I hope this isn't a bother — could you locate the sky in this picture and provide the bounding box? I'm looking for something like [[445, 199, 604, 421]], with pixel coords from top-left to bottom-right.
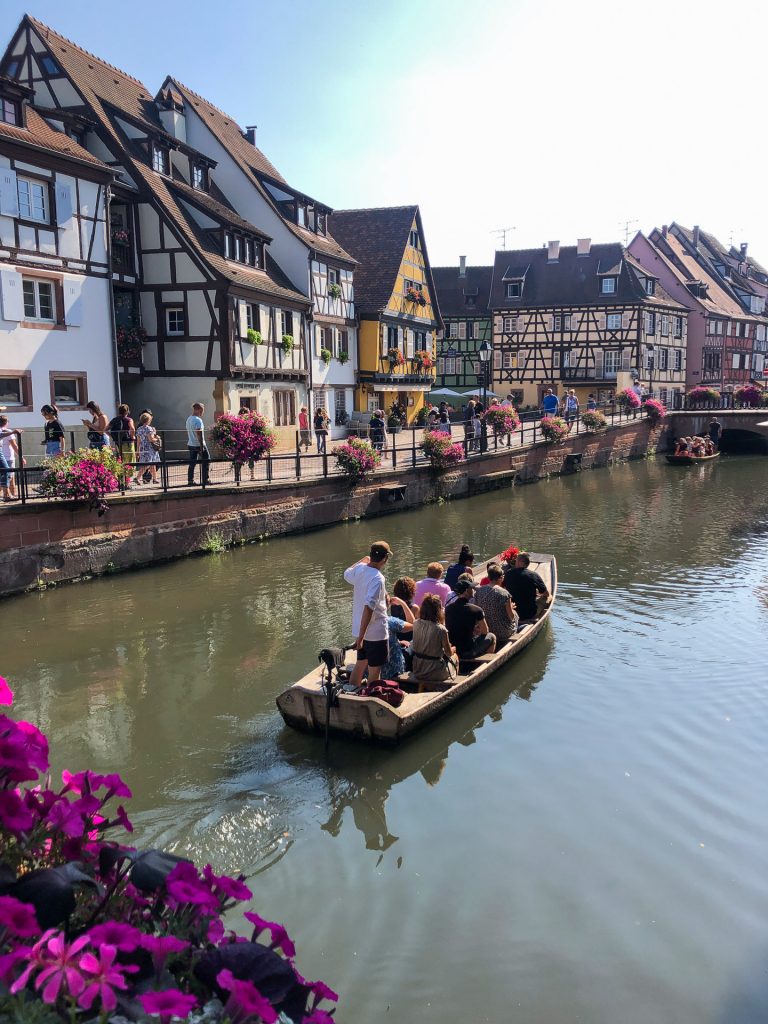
[[4, 0, 768, 268]]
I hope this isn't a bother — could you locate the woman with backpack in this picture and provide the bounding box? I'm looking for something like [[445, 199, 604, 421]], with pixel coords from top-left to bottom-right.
[[108, 404, 136, 484]]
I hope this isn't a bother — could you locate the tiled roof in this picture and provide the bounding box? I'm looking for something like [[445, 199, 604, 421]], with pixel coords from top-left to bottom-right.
[[0, 106, 110, 171], [166, 78, 354, 264], [489, 243, 684, 310], [647, 229, 761, 320], [23, 17, 306, 306], [170, 177, 271, 239], [432, 265, 493, 318], [328, 206, 419, 319]]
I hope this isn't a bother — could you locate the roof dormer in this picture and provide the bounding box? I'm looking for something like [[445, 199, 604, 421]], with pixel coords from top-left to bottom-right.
[[502, 263, 529, 300], [0, 75, 32, 129]]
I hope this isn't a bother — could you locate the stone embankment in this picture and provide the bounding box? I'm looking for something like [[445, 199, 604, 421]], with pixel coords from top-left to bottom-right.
[[0, 416, 668, 597]]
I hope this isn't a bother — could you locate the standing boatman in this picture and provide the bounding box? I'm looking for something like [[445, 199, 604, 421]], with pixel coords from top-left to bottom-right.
[[708, 417, 722, 451]]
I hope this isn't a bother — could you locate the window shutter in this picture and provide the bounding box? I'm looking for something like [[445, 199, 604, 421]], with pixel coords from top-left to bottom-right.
[[621, 348, 632, 371], [622, 311, 630, 330], [398, 326, 404, 349], [594, 349, 604, 377], [597, 312, 606, 330], [519, 352, 527, 370], [63, 278, 83, 326], [406, 328, 415, 357], [380, 326, 388, 356], [458, 321, 466, 340], [426, 332, 432, 352], [0, 270, 24, 321], [493, 315, 502, 333], [0, 170, 18, 218], [55, 182, 73, 229], [493, 350, 502, 370], [238, 301, 248, 339]]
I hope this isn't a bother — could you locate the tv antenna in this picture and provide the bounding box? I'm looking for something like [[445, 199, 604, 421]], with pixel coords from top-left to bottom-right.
[[492, 226, 515, 250], [620, 218, 639, 245], [728, 226, 744, 248]]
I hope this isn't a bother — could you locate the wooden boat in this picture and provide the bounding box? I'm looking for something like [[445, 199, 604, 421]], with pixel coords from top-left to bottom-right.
[[276, 553, 557, 745], [666, 452, 720, 465]]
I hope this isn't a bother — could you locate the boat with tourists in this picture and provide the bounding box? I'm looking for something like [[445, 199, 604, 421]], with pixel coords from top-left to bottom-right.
[[276, 552, 557, 744], [666, 452, 721, 466]]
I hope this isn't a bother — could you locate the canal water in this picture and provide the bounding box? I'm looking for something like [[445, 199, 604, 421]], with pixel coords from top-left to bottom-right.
[[4, 456, 768, 1024]]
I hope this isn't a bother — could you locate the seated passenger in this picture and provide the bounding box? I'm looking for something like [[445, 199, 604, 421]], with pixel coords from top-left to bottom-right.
[[390, 577, 419, 620], [445, 577, 497, 659], [692, 436, 705, 456], [704, 438, 715, 455], [414, 562, 453, 606], [411, 594, 458, 686], [503, 552, 550, 625], [674, 437, 687, 456], [474, 564, 518, 644], [381, 595, 414, 680], [445, 544, 474, 590]]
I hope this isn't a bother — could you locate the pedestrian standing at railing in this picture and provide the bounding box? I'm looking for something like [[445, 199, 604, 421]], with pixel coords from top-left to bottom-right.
[[564, 389, 579, 425], [313, 406, 329, 454], [136, 412, 160, 485], [82, 401, 110, 450], [186, 402, 210, 486], [438, 401, 452, 435], [0, 416, 24, 501], [541, 389, 559, 417], [41, 404, 65, 457], [586, 393, 597, 411], [298, 406, 311, 452], [108, 404, 137, 487]]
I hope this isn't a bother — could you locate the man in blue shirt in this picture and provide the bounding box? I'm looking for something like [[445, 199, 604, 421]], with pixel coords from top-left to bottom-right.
[[541, 388, 559, 416], [186, 402, 210, 486]]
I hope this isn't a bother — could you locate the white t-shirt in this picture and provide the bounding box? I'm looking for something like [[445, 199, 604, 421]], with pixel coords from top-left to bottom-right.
[[186, 415, 204, 446], [0, 428, 15, 464], [343, 561, 388, 641]]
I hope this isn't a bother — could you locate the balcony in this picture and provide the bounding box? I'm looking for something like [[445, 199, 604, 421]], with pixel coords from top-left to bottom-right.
[[359, 353, 436, 386], [111, 239, 134, 275], [560, 367, 618, 382]]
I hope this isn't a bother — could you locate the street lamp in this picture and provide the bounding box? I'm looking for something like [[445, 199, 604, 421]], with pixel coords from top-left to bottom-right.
[[478, 340, 492, 410], [647, 343, 655, 398]]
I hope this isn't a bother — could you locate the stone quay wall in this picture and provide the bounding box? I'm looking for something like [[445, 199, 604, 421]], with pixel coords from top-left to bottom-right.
[[0, 417, 667, 598]]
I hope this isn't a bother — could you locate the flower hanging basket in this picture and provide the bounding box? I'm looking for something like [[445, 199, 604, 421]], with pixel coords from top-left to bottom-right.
[[337, 350, 349, 364], [422, 430, 465, 469], [211, 410, 276, 463], [320, 347, 332, 366], [580, 410, 607, 431], [484, 404, 520, 434], [333, 437, 380, 483], [686, 386, 721, 406], [387, 347, 404, 367], [734, 384, 763, 407], [539, 416, 570, 443], [246, 328, 263, 345], [615, 388, 641, 410], [281, 334, 294, 354], [38, 447, 124, 515], [643, 397, 666, 421], [328, 282, 342, 299]]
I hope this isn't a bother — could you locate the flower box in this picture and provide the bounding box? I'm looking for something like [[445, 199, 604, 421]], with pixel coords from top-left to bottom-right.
[[333, 437, 380, 482], [421, 430, 464, 469], [320, 347, 332, 366], [615, 388, 641, 410], [328, 282, 342, 299], [539, 416, 570, 443], [387, 348, 405, 367], [687, 386, 721, 406], [245, 328, 262, 345], [580, 410, 607, 431], [734, 384, 763, 407], [337, 350, 349, 364], [484, 404, 520, 434], [643, 397, 666, 421], [212, 411, 276, 462], [281, 334, 294, 354]]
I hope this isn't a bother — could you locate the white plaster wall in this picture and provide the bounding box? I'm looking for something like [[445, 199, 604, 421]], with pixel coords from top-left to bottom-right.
[[173, 251, 206, 283], [186, 290, 210, 335], [138, 205, 162, 250], [122, 377, 216, 432], [0, 271, 116, 427]]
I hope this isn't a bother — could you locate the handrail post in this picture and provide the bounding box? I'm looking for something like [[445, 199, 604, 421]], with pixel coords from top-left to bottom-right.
[[412, 427, 416, 468], [16, 431, 26, 505], [392, 431, 397, 469], [267, 454, 273, 483]]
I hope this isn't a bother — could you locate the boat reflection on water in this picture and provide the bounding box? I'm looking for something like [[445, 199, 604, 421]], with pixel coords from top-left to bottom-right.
[[275, 626, 553, 854]]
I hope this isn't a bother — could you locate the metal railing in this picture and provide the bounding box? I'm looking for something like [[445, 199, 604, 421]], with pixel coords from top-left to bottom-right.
[[2, 402, 651, 507]]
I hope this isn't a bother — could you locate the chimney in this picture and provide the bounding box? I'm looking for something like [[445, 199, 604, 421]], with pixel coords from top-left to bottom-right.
[[245, 125, 257, 146], [692, 224, 700, 250], [576, 237, 591, 257], [662, 224, 668, 237], [459, 255, 467, 278], [740, 242, 748, 260], [547, 240, 560, 262]]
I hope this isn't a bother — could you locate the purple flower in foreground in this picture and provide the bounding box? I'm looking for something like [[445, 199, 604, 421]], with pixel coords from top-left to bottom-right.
[[0, 895, 40, 937], [217, 968, 278, 1024], [78, 943, 137, 1013], [61, 769, 106, 795], [0, 677, 13, 705], [203, 864, 252, 902], [0, 946, 32, 985], [87, 921, 141, 952], [243, 912, 296, 958], [0, 790, 36, 834], [166, 862, 219, 912], [139, 988, 198, 1024], [140, 934, 189, 975], [302, 1011, 336, 1024], [12, 931, 89, 1004]]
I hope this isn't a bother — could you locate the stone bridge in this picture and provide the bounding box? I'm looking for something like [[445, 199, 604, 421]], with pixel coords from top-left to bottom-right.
[[666, 409, 768, 451]]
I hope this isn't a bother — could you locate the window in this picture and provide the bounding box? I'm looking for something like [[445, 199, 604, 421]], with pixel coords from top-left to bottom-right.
[[334, 388, 347, 424], [224, 233, 231, 258], [502, 352, 516, 370], [1, 98, 18, 125], [645, 278, 655, 295], [600, 277, 616, 294], [281, 311, 293, 337], [674, 316, 683, 339], [273, 390, 296, 427], [409, 229, 419, 248], [467, 322, 475, 340], [0, 373, 32, 410], [458, 322, 467, 340], [328, 268, 340, 287], [152, 144, 169, 175], [387, 325, 398, 348], [604, 350, 621, 376], [661, 315, 669, 336], [245, 240, 253, 265], [563, 314, 571, 330], [245, 303, 259, 331], [658, 348, 668, 371], [448, 322, 458, 339], [5, 60, 19, 78], [316, 213, 326, 235], [403, 278, 413, 294], [674, 349, 682, 371], [505, 282, 521, 299], [17, 177, 48, 222], [502, 316, 517, 332], [22, 278, 54, 321], [709, 319, 725, 335], [465, 295, 476, 306], [703, 350, 721, 373], [607, 313, 622, 331], [553, 315, 561, 331], [192, 164, 207, 191], [40, 55, 60, 75], [235, 237, 243, 262], [337, 328, 348, 357], [737, 322, 749, 338], [50, 372, 87, 408], [444, 357, 456, 375], [645, 312, 656, 334], [165, 307, 184, 335], [297, 205, 306, 227], [732, 353, 742, 369]]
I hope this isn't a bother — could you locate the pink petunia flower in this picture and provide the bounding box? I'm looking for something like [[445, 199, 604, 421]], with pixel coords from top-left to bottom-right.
[[139, 934, 189, 975], [12, 931, 89, 1005], [243, 911, 296, 958], [0, 678, 13, 706], [87, 921, 141, 952], [139, 988, 198, 1023], [202, 865, 252, 902], [216, 968, 278, 1024], [78, 943, 136, 1013], [0, 896, 40, 937], [0, 790, 36, 834], [302, 1011, 336, 1024], [61, 769, 106, 795]]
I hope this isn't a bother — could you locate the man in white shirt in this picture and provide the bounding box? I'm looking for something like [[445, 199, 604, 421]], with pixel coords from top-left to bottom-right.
[[186, 402, 210, 486], [344, 540, 392, 687]]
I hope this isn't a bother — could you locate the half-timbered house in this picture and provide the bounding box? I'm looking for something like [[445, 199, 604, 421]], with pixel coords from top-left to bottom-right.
[[489, 240, 688, 408], [629, 225, 765, 393], [1, 16, 312, 445], [328, 206, 441, 423], [431, 260, 493, 399], [157, 78, 358, 439], [0, 75, 117, 427]]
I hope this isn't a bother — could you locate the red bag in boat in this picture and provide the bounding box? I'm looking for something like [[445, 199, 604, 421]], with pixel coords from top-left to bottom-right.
[[358, 680, 404, 707]]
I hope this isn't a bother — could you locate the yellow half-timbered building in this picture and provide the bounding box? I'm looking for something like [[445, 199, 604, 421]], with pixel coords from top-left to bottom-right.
[[328, 206, 442, 423]]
